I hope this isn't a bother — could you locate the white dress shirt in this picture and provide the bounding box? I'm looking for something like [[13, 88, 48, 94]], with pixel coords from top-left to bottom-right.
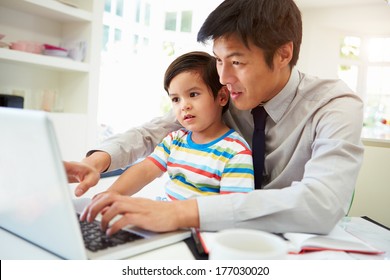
[[94, 68, 364, 234]]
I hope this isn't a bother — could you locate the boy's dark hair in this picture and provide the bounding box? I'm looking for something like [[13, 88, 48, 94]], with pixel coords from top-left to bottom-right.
[[164, 51, 228, 113], [197, 0, 302, 70]]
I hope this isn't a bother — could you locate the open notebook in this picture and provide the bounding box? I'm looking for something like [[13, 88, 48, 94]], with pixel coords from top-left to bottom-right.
[[0, 108, 190, 259], [198, 222, 384, 255]]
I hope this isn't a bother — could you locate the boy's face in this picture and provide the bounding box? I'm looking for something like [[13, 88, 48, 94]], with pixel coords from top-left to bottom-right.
[[168, 71, 227, 134], [213, 33, 291, 110]]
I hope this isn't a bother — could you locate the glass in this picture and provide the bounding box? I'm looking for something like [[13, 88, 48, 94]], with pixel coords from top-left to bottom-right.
[[338, 65, 358, 93], [116, 0, 124, 17], [104, 0, 111, 13], [180, 11, 192, 32], [368, 38, 390, 62], [340, 36, 361, 60], [144, 3, 151, 26], [102, 25, 110, 51], [165, 12, 177, 31], [114, 28, 122, 41]]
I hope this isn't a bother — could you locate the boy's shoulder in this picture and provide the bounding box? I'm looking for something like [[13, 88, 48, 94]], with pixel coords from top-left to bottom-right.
[[168, 128, 190, 139], [222, 129, 251, 151]]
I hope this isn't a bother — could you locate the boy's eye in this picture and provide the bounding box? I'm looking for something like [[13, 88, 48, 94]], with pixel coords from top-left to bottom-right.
[[190, 92, 199, 97], [171, 97, 179, 103]]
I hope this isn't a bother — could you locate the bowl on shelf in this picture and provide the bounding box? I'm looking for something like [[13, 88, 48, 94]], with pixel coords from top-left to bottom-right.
[[0, 41, 9, 49], [42, 44, 69, 58], [10, 41, 43, 54]]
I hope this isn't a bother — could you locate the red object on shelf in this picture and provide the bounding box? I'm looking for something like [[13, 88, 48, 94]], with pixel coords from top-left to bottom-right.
[[43, 44, 68, 51]]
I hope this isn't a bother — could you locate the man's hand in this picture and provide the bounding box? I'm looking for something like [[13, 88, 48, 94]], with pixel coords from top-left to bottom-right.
[[80, 192, 200, 235], [64, 161, 100, 197]]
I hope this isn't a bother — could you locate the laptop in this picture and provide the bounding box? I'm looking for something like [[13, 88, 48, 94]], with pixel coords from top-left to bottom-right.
[[0, 108, 190, 259]]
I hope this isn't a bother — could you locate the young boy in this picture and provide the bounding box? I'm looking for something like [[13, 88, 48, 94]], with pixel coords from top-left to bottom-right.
[[89, 51, 254, 201]]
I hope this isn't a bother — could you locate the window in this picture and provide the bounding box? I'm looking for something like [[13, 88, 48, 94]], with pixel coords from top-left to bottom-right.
[[104, 0, 111, 13], [102, 25, 110, 51], [165, 12, 177, 31], [368, 38, 390, 62], [144, 3, 151, 26], [135, 0, 141, 23], [338, 36, 390, 133], [114, 28, 122, 41], [98, 1, 213, 137], [338, 65, 358, 92], [115, 0, 124, 17], [340, 36, 360, 60], [180, 11, 192, 32]]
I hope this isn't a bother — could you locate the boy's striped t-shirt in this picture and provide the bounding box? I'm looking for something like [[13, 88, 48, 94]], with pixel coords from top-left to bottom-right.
[[147, 128, 254, 200]]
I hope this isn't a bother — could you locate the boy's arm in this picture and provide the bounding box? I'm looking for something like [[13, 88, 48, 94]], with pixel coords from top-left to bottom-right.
[[106, 159, 163, 196], [220, 150, 254, 194]]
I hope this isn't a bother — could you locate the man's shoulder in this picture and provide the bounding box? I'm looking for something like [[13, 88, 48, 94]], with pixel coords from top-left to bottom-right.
[[299, 71, 355, 99]]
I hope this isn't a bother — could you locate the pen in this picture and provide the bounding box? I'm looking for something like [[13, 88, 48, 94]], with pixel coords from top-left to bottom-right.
[[191, 227, 206, 255]]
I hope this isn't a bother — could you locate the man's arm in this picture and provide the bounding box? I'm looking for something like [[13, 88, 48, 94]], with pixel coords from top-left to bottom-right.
[[66, 111, 181, 196], [95, 110, 181, 172]]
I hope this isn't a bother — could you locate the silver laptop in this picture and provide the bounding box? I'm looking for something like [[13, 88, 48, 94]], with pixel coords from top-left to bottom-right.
[[0, 108, 190, 259]]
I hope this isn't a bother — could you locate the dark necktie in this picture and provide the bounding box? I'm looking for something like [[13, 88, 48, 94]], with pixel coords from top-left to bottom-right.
[[251, 106, 267, 189]]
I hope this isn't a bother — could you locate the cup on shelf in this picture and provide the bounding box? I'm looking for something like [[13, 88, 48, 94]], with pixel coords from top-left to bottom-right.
[[63, 40, 87, 61], [208, 229, 288, 260], [35, 89, 63, 112]]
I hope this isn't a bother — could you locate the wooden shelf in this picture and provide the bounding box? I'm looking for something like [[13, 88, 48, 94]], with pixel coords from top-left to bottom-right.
[[0, 48, 89, 72], [0, 0, 92, 22]]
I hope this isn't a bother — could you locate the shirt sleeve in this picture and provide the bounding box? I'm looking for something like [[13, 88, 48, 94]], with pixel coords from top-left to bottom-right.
[[88, 110, 182, 172], [219, 150, 254, 194], [146, 133, 174, 172]]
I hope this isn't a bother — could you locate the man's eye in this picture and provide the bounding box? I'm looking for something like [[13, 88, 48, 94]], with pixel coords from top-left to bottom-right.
[[232, 61, 240, 65]]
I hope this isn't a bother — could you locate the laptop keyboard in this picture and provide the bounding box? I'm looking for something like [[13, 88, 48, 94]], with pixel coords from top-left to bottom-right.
[[78, 216, 144, 252]]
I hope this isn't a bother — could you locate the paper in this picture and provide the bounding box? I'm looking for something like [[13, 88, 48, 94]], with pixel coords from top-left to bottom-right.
[[199, 224, 384, 255], [284, 225, 383, 254]]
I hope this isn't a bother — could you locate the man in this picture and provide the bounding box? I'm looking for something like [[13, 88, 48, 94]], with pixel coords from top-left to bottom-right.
[[67, 0, 364, 235]]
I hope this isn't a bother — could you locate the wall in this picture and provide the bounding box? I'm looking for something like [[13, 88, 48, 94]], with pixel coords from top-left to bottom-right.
[[298, 3, 390, 79], [349, 140, 390, 227]]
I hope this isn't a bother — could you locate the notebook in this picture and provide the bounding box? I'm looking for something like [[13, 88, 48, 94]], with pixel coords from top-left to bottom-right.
[[0, 108, 190, 259], [197, 224, 384, 255]]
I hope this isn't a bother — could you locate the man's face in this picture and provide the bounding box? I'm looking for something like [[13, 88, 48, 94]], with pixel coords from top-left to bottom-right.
[[213, 34, 288, 110]]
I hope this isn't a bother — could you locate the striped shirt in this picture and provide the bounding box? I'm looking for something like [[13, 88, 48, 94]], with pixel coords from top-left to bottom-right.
[[147, 128, 254, 200]]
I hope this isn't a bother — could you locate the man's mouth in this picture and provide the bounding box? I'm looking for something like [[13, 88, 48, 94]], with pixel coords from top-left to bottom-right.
[[230, 91, 242, 99]]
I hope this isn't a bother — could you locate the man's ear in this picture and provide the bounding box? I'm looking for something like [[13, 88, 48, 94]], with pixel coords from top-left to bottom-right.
[[275, 41, 293, 68], [218, 86, 229, 106]]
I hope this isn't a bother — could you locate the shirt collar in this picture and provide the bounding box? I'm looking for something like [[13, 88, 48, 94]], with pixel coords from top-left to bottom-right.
[[264, 67, 300, 123]]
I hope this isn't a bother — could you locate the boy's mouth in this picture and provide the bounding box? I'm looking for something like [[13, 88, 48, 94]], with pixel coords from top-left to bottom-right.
[[184, 114, 195, 120]]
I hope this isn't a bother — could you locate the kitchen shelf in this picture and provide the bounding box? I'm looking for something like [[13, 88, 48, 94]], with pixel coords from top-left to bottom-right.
[[0, 0, 92, 22], [0, 0, 103, 160], [0, 48, 89, 72]]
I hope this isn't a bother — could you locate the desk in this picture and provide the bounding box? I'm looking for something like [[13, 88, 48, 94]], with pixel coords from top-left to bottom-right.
[[1, 175, 389, 260]]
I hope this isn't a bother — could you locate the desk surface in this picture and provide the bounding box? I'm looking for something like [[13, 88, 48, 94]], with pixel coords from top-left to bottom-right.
[[1, 176, 389, 260]]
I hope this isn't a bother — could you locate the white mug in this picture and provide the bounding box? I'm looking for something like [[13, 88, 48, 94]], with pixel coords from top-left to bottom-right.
[[208, 229, 288, 260]]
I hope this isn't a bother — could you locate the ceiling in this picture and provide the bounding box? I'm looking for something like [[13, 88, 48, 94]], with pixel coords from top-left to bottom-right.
[[295, 0, 386, 9]]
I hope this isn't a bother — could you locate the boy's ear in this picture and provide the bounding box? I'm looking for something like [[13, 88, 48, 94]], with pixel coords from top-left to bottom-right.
[[218, 86, 229, 106]]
